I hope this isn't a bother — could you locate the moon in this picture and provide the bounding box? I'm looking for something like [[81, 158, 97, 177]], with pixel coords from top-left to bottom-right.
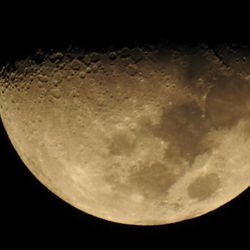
[[0, 44, 250, 225]]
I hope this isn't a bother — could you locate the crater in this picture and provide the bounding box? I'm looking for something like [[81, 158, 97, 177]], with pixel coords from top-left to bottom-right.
[[187, 173, 221, 201], [206, 77, 250, 129]]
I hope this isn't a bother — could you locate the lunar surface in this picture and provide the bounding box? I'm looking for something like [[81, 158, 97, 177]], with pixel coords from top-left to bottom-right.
[[0, 44, 250, 225]]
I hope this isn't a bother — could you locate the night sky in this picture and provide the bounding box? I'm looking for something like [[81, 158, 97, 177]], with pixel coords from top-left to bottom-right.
[[0, 3, 249, 247]]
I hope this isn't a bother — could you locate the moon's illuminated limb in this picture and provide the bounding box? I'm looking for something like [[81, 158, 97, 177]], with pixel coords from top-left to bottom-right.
[[0, 45, 250, 225]]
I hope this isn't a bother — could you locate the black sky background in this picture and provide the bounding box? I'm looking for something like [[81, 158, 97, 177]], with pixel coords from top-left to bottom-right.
[[0, 2, 250, 247]]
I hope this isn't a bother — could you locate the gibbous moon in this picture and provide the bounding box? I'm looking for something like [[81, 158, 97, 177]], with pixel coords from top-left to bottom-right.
[[0, 45, 250, 225]]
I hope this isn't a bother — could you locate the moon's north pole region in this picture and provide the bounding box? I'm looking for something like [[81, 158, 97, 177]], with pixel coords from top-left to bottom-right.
[[0, 44, 250, 225]]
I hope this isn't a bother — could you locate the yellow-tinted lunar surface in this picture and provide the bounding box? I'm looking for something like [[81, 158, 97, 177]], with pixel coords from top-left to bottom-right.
[[0, 45, 250, 225]]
